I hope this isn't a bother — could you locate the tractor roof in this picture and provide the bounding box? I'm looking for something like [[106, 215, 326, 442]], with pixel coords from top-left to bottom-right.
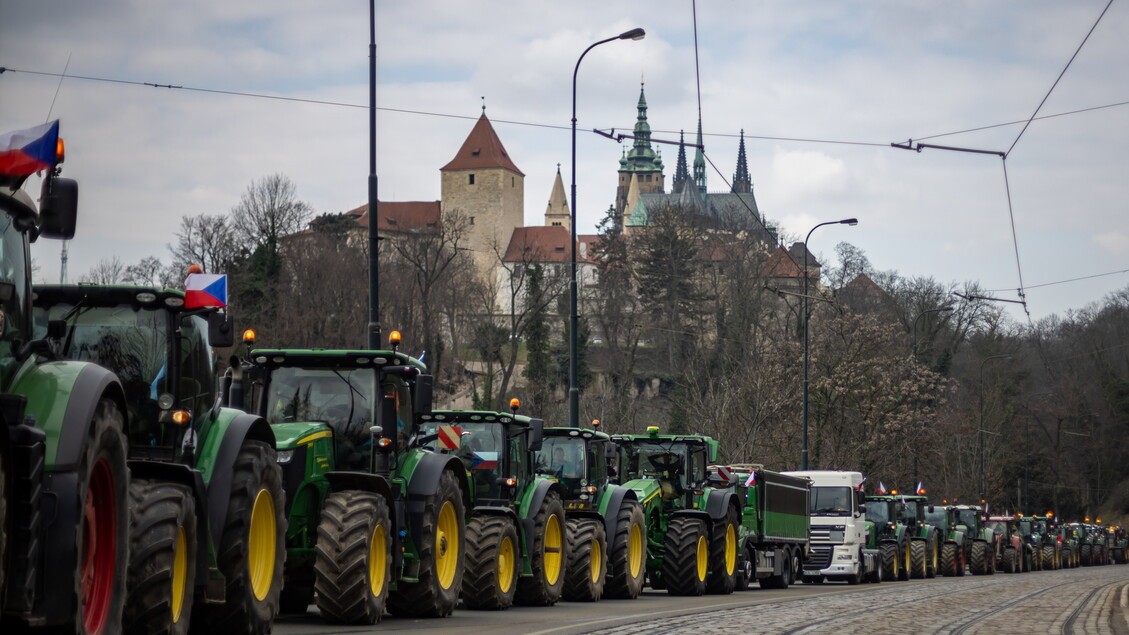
[[543, 427, 611, 442], [250, 348, 426, 372], [422, 409, 538, 427], [35, 284, 187, 310]]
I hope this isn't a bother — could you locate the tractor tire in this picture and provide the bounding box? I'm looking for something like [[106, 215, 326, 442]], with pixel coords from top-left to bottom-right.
[[664, 516, 709, 596], [706, 505, 739, 595], [941, 543, 957, 577], [201, 439, 286, 634], [970, 541, 988, 575], [927, 535, 939, 578], [75, 398, 129, 635], [514, 490, 567, 606], [898, 542, 911, 581], [1081, 544, 1092, 566], [124, 480, 197, 635], [604, 501, 645, 599], [562, 518, 606, 602], [880, 542, 899, 581], [461, 516, 519, 610], [910, 540, 927, 579], [388, 469, 465, 617], [313, 491, 392, 625], [1003, 548, 1017, 573], [0, 438, 9, 603], [1042, 545, 1056, 570]]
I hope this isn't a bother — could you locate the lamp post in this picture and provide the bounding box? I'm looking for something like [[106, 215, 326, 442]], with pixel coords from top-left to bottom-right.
[[912, 306, 954, 358], [569, 27, 645, 429], [978, 353, 1013, 502], [801, 218, 857, 470], [367, 0, 381, 349], [1021, 391, 1052, 515]]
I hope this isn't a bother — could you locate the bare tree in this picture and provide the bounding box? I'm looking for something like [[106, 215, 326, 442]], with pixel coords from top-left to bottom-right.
[[230, 173, 313, 252], [80, 256, 127, 283], [168, 214, 238, 274]]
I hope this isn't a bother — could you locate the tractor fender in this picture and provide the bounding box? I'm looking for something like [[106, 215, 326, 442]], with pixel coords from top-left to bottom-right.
[[599, 485, 638, 548], [671, 508, 712, 527], [203, 410, 276, 550], [326, 470, 393, 502], [705, 489, 737, 521], [128, 460, 211, 593], [404, 452, 468, 555], [519, 479, 567, 555]]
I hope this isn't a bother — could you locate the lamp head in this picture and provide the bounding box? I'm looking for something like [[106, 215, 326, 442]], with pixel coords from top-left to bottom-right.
[[840, 218, 859, 226], [619, 28, 646, 41]]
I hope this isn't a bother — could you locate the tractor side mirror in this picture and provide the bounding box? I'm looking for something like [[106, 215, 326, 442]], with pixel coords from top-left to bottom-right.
[[414, 374, 433, 415], [605, 440, 618, 460], [39, 177, 78, 240], [527, 418, 544, 451], [208, 311, 234, 348]]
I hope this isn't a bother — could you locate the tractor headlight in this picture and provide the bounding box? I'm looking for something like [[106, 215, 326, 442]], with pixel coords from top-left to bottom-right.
[[277, 450, 294, 464]]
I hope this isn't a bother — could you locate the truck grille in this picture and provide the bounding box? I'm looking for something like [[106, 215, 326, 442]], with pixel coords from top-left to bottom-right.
[[806, 546, 832, 569]]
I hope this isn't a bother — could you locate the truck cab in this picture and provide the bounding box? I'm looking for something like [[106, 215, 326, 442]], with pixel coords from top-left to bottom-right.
[[782, 470, 879, 584]]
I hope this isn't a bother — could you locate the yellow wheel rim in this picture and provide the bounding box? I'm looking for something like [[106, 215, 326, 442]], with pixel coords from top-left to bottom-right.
[[248, 489, 277, 601], [368, 523, 387, 598], [724, 524, 737, 575], [589, 535, 603, 583], [171, 526, 188, 623], [627, 523, 644, 578], [543, 513, 563, 585], [695, 534, 708, 581], [435, 501, 459, 590], [498, 534, 516, 594]]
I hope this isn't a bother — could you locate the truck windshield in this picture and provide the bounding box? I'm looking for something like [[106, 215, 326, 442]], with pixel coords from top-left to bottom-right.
[[810, 486, 853, 516]]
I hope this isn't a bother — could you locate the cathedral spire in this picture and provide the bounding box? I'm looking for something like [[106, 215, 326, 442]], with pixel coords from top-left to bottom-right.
[[692, 117, 706, 195], [544, 163, 571, 229], [732, 129, 752, 194], [673, 130, 689, 194]]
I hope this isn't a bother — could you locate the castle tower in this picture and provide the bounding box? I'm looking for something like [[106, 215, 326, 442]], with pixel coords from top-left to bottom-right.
[[672, 130, 690, 194], [440, 111, 525, 272], [544, 164, 571, 230], [732, 129, 753, 194], [615, 84, 665, 217], [692, 117, 706, 196]]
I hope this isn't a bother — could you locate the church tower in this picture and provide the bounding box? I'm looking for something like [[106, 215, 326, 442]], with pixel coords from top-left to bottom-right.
[[732, 129, 753, 194], [440, 110, 525, 271], [692, 118, 707, 196], [615, 84, 665, 221], [544, 165, 570, 230], [671, 130, 690, 194]]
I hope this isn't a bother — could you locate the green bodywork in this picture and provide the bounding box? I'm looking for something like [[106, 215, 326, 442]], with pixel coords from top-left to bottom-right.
[[864, 495, 909, 548], [924, 505, 966, 546]]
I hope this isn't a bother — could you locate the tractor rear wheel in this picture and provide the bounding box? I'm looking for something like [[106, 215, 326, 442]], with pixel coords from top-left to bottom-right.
[[461, 516, 519, 610], [970, 541, 988, 575], [515, 491, 567, 606], [880, 543, 898, 581], [897, 542, 911, 581], [1081, 543, 1092, 565], [76, 399, 129, 635], [910, 540, 926, 579], [706, 505, 739, 595], [202, 439, 286, 634], [313, 491, 391, 625], [941, 543, 957, 577], [562, 518, 606, 602], [927, 535, 939, 578], [1003, 548, 1017, 573], [124, 480, 197, 635], [604, 501, 645, 599], [1042, 545, 1056, 570], [388, 469, 465, 617], [664, 516, 709, 596]]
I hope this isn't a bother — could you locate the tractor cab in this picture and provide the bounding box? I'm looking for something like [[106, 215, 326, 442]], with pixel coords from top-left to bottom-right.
[[612, 427, 715, 509], [534, 426, 611, 511], [863, 496, 900, 540]]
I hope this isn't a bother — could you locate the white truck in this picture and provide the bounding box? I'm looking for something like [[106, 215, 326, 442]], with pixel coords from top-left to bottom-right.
[[783, 470, 881, 584]]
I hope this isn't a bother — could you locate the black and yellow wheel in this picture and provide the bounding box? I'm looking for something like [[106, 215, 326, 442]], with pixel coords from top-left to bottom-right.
[[562, 518, 607, 601], [124, 480, 197, 635], [706, 506, 739, 594], [665, 516, 709, 596], [604, 501, 645, 599], [515, 491, 567, 606], [388, 468, 465, 617], [314, 491, 391, 625]]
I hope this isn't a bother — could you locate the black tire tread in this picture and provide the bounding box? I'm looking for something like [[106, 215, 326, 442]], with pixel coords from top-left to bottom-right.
[[910, 539, 926, 579], [387, 469, 465, 617], [562, 518, 606, 602], [124, 480, 197, 635], [941, 542, 957, 577], [664, 516, 708, 596], [514, 491, 567, 606], [604, 501, 645, 599], [461, 516, 519, 610], [313, 491, 391, 625], [705, 506, 738, 595], [880, 542, 898, 580]]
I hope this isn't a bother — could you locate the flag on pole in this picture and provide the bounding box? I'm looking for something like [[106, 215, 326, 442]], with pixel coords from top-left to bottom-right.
[[0, 120, 60, 175], [877, 481, 887, 495], [744, 470, 756, 487], [185, 273, 227, 308]]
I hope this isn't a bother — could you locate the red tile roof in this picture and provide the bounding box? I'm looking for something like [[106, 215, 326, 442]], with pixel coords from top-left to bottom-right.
[[440, 114, 524, 175], [760, 246, 804, 278], [502, 226, 573, 263], [346, 201, 441, 234]]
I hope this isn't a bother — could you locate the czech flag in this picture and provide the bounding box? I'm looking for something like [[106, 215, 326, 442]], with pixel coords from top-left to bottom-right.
[[471, 451, 498, 470], [0, 120, 60, 175], [744, 471, 757, 487], [877, 481, 887, 495], [185, 273, 227, 308]]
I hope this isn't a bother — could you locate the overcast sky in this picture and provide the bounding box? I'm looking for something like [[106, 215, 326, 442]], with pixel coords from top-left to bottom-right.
[[2, 1, 1126, 324]]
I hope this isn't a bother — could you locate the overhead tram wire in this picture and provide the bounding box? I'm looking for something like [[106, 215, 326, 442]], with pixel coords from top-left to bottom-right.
[[987, 267, 1129, 293]]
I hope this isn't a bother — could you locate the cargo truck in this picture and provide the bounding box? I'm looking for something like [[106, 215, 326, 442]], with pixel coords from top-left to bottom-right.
[[782, 470, 880, 584]]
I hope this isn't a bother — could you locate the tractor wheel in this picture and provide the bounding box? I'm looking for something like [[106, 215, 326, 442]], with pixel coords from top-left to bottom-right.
[[604, 501, 645, 599], [562, 518, 606, 602], [970, 541, 988, 575], [124, 480, 197, 635], [664, 516, 709, 596], [388, 468, 465, 617], [1081, 544, 1092, 566], [910, 540, 926, 579], [941, 543, 957, 577], [880, 542, 898, 581], [1003, 548, 1016, 573], [313, 491, 391, 625], [75, 399, 129, 635], [514, 490, 567, 606], [927, 535, 939, 578], [201, 439, 286, 634], [461, 516, 519, 610], [706, 505, 739, 595], [898, 542, 911, 581], [1042, 545, 1056, 570]]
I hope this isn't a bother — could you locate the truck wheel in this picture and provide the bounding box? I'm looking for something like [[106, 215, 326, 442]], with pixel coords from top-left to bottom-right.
[[665, 516, 708, 596], [880, 542, 898, 581], [124, 481, 197, 635], [461, 516, 519, 610], [313, 491, 391, 625], [604, 501, 645, 599], [910, 540, 926, 579], [706, 505, 739, 595], [562, 518, 607, 602], [203, 439, 285, 634], [734, 548, 753, 591], [515, 491, 567, 606], [1042, 545, 1056, 570], [76, 399, 129, 635], [388, 468, 465, 617]]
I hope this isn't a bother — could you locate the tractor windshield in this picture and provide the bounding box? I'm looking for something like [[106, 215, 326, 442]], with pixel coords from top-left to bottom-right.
[[0, 212, 29, 359], [898, 500, 919, 526], [618, 440, 704, 496], [953, 508, 980, 529], [450, 422, 509, 500], [924, 508, 948, 531], [535, 436, 586, 490], [810, 487, 853, 516], [864, 500, 891, 523], [266, 366, 375, 441]]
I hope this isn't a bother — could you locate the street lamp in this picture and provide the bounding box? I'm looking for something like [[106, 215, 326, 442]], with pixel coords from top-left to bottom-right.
[[569, 27, 645, 429], [1021, 391, 1053, 515], [978, 353, 1013, 502], [912, 306, 954, 358], [801, 217, 857, 470]]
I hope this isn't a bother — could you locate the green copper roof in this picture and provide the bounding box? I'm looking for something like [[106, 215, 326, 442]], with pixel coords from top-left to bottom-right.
[[618, 85, 664, 174]]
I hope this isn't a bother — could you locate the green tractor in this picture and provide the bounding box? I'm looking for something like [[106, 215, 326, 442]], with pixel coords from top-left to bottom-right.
[[414, 401, 571, 609], [611, 426, 744, 596], [230, 338, 467, 624], [896, 490, 942, 579], [34, 283, 287, 634], [952, 504, 996, 575], [1017, 514, 1056, 570], [1057, 522, 1082, 568], [1, 125, 131, 634], [922, 504, 966, 577], [533, 424, 646, 601], [863, 493, 911, 581]]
